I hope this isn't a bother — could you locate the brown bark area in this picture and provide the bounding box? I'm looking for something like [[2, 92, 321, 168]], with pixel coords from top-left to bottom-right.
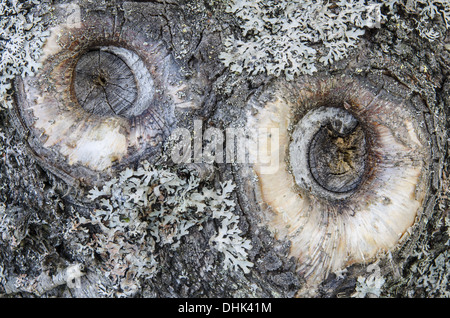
[[0, 0, 448, 298]]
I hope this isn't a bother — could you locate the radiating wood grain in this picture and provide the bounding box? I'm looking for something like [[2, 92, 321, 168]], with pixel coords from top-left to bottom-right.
[[73, 50, 137, 117]]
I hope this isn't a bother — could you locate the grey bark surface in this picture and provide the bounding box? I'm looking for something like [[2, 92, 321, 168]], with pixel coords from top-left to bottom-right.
[[74, 50, 138, 117], [0, 0, 449, 298]]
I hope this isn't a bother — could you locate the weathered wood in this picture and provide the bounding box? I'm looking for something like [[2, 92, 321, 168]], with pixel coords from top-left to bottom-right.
[[0, 0, 448, 299], [74, 50, 137, 117]]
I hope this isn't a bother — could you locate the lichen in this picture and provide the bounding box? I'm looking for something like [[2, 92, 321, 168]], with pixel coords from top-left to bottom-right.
[[403, 208, 450, 297], [74, 161, 253, 296], [0, 263, 84, 295], [352, 264, 386, 298], [219, 0, 450, 80], [219, 0, 383, 79], [0, 0, 52, 109], [389, 0, 450, 41]]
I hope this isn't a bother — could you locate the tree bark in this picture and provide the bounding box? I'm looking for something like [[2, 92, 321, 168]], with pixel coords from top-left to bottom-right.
[[0, 0, 448, 298]]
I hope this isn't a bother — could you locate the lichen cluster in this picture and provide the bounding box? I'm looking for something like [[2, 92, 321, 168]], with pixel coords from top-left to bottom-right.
[[352, 264, 386, 298], [403, 191, 450, 297], [66, 161, 253, 296], [219, 0, 450, 79], [0, 0, 52, 109], [412, 245, 450, 297]]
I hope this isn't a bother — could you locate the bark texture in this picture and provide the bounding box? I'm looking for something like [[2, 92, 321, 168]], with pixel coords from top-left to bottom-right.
[[0, 0, 448, 298]]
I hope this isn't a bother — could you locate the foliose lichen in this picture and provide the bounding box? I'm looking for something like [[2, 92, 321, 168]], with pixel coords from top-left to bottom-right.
[[219, 0, 450, 80], [352, 263, 386, 298], [0, 0, 52, 109], [75, 161, 253, 296]]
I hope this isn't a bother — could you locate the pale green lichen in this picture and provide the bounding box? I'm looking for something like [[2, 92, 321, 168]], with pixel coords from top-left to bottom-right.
[[0, 0, 52, 109], [220, 0, 450, 80], [392, 0, 450, 41], [352, 264, 385, 298], [403, 209, 450, 297], [220, 0, 383, 79], [77, 161, 253, 296], [406, 238, 450, 297], [401, 167, 450, 298], [353, 274, 386, 298]]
